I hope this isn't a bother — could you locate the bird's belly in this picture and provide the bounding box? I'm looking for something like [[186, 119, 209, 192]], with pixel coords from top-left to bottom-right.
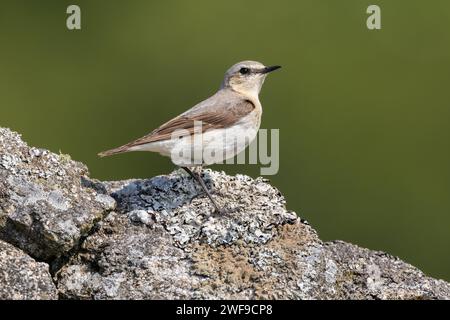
[[201, 122, 258, 165]]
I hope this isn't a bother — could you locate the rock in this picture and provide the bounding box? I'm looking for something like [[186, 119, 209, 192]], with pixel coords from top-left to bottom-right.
[[0, 128, 116, 262], [105, 170, 297, 248], [1, 126, 449, 299], [324, 241, 450, 299], [56, 212, 196, 299], [56, 171, 298, 299], [56, 172, 450, 300], [0, 240, 57, 299]]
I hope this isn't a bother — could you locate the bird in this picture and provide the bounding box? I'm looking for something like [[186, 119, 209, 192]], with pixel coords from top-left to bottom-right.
[[98, 60, 281, 213]]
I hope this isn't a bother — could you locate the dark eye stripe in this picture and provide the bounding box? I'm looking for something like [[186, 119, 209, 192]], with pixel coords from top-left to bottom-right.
[[239, 67, 250, 75]]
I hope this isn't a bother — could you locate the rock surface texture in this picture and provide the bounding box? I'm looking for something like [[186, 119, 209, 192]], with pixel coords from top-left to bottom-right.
[[0, 240, 57, 299], [0, 127, 449, 300], [0, 128, 115, 262]]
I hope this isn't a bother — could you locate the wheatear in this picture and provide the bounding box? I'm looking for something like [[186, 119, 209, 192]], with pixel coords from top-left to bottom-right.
[[99, 60, 281, 213]]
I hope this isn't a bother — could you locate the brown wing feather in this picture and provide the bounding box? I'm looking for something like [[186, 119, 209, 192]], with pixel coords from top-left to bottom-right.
[[98, 99, 254, 157], [131, 99, 254, 145]]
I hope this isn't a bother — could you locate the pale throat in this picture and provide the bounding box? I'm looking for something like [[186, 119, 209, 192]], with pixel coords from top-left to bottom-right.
[[230, 82, 263, 102]]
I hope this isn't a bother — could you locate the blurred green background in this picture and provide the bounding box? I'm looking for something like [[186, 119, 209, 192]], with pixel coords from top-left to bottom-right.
[[1, 1, 449, 281]]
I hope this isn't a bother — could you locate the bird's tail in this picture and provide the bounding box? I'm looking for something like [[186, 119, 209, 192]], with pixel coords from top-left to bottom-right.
[[98, 145, 131, 157]]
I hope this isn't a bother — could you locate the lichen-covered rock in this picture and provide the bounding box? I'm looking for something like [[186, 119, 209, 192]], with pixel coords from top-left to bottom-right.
[[1, 126, 449, 300], [56, 212, 199, 299], [56, 171, 450, 300], [0, 128, 116, 261], [57, 170, 300, 299], [324, 241, 450, 299], [0, 240, 57, 300], [104, 169, 298, 247]]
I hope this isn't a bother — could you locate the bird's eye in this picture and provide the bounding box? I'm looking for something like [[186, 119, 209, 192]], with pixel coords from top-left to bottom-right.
[[239, 67, 250, 75]]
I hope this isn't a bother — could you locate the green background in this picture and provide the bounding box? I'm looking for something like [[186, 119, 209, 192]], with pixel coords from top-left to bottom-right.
[[1, 1, 449, 281]]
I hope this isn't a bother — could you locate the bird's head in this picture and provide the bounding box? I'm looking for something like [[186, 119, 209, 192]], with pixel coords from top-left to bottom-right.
[[221, 60, 281, 97]]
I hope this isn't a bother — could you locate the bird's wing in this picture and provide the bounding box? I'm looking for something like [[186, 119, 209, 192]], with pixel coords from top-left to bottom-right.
[[98, 93, 256, 157], [128, 97, 255, 146]]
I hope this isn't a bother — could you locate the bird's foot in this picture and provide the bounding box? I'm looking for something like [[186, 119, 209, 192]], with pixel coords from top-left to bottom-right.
[[189, 192, 207, 204]]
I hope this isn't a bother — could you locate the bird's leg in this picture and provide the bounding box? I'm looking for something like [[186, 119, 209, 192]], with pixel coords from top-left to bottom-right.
[[182, 167, 223, 214], [182, 167, 202, 202]]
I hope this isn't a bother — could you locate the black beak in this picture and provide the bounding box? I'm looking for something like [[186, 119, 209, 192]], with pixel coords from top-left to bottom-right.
[[261, 65, 282, 74]]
